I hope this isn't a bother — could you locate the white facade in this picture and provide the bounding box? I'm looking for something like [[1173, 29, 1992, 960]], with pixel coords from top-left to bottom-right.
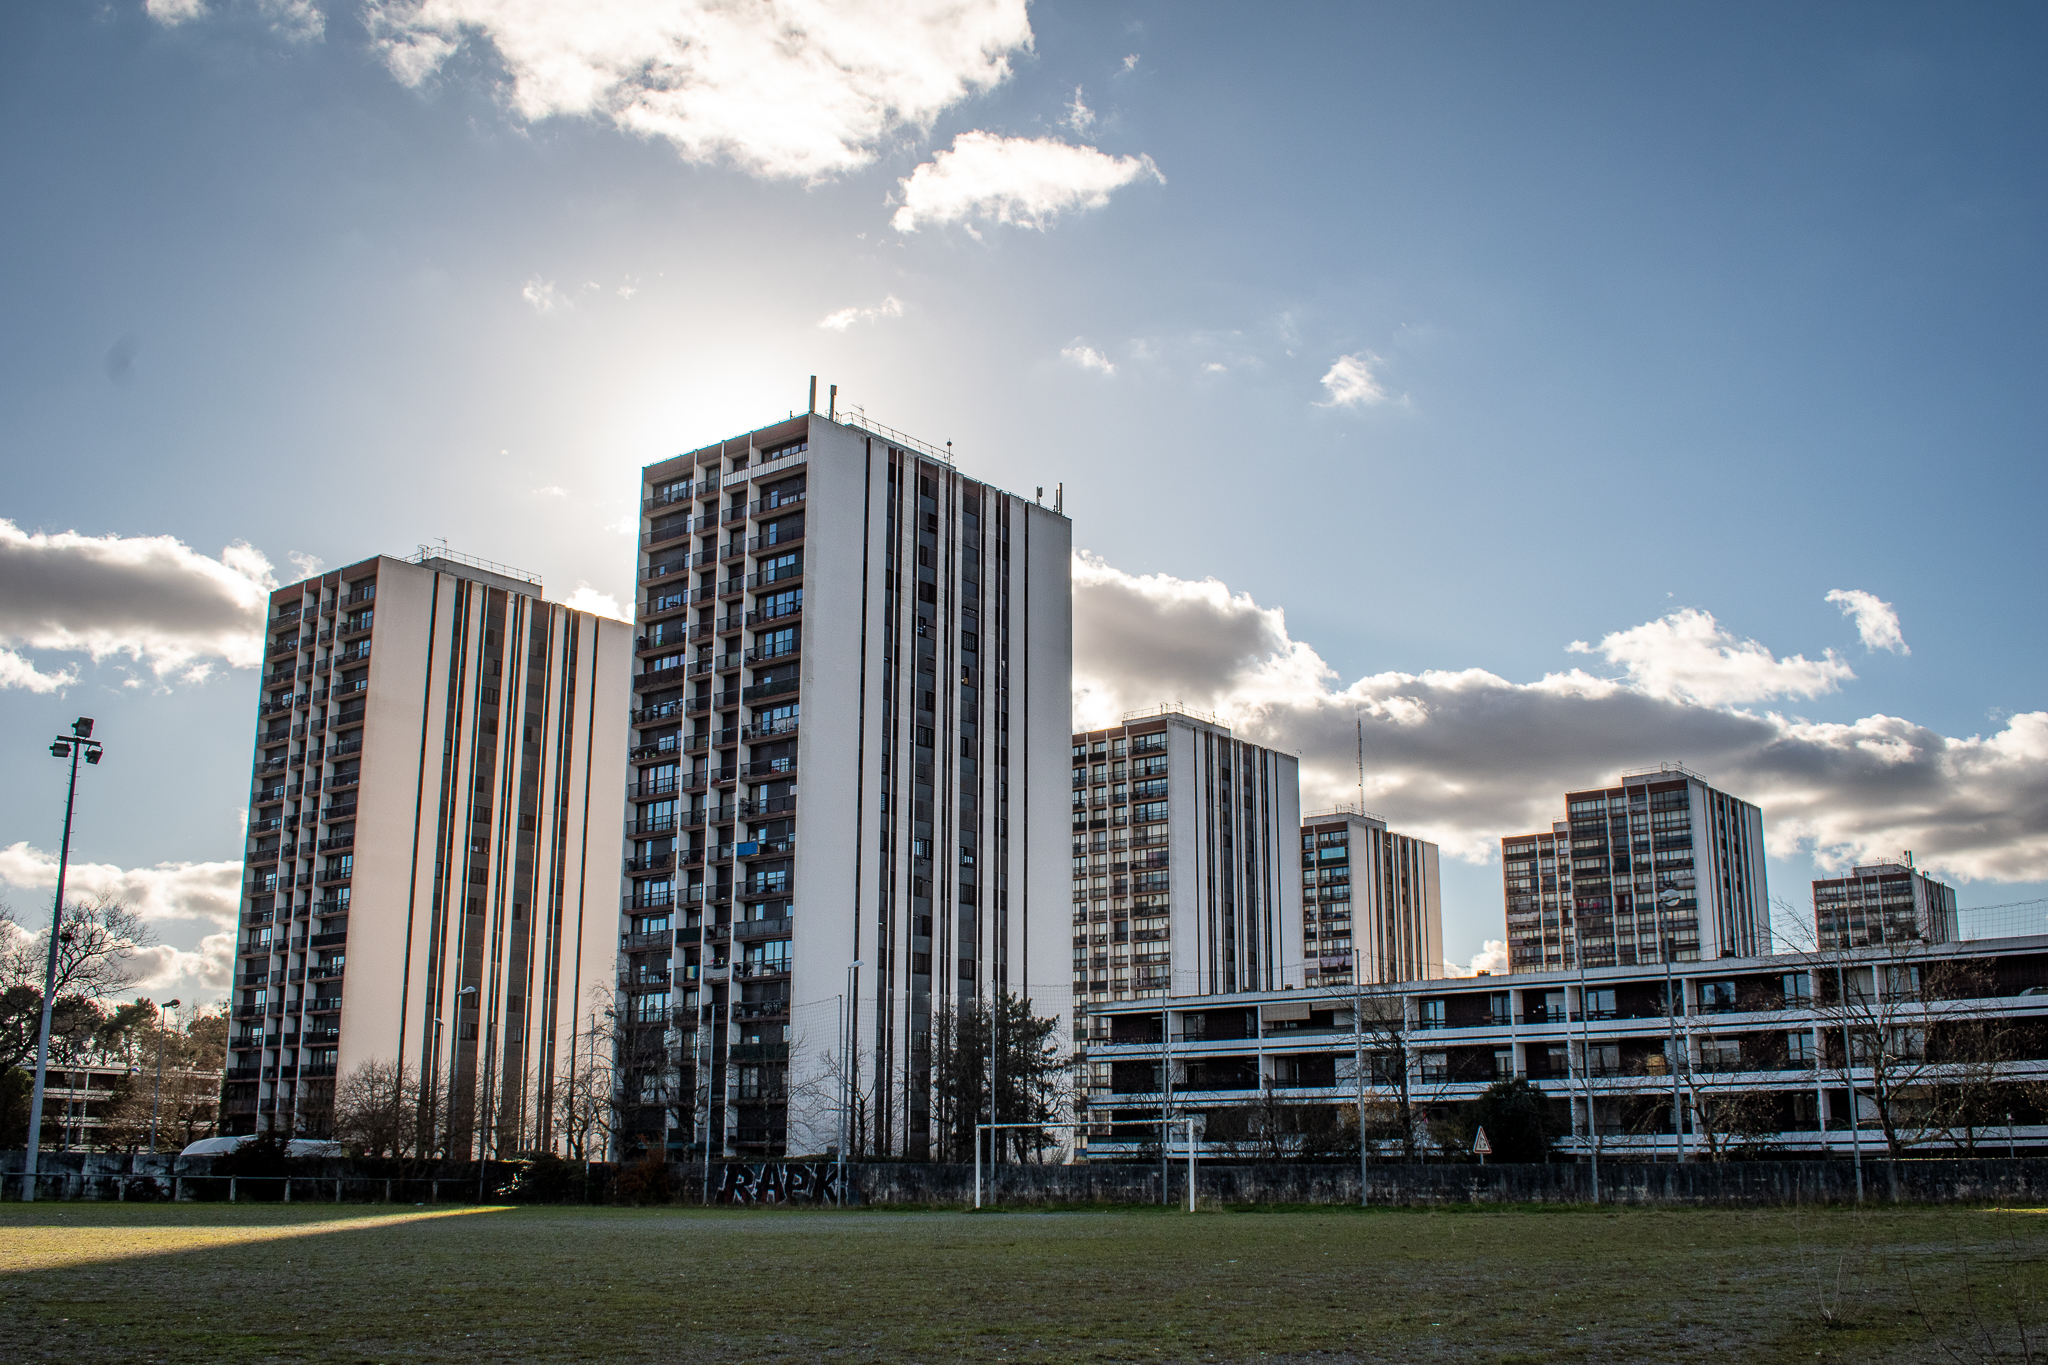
[[1504, 764, 1769, 973], [1301, 808, 1443, 987], [229, 552, 628, 1154], [1815, 857, 1959, 950], [1070, 710, 1303, 1006], [622, 411, 1072, 1160]]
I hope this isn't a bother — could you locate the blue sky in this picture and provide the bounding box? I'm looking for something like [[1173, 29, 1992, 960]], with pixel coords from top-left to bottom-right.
[[3, 1, 2045, 998]]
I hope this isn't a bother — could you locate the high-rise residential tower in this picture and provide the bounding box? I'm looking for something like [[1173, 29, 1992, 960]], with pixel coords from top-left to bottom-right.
[[1501, 763, 1768, 973], [1814, 855, 1958, 950], [226, 551, 628, 1153], [1300, 808, 1443, 988], [620, 408, 1071, 1161], [1067, 708, 1303, 1009]]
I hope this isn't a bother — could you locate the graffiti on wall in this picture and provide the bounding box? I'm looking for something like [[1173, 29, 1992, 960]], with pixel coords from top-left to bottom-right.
[[714, 1161, 845, 1205]]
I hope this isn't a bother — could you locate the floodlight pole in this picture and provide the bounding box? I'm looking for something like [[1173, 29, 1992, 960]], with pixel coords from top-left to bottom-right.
[[25, 719, 102, 1203], [150, 999, 182, 1153]]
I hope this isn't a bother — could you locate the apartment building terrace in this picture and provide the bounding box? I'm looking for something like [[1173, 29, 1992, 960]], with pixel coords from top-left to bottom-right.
[[1076, 935, 2048, 1160]]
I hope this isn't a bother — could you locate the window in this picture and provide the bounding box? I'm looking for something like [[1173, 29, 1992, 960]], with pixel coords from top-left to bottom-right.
[[1786, 1031, 1815, 1066], [1699, 980, 1739, 1013], [1582, 987, 1615, 1018], [1419, 999, 1446, 1029], [1781, 972, 1811, 1003], [1133, 801, 1168, 823]]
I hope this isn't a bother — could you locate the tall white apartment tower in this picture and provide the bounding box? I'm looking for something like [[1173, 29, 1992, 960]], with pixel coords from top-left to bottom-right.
[[1068, 708, 1303, 1008], [1300, 808, 1443, 988], [227, 551, 628, 1154], [621, 408, 1072, 1161], [1502, 763, 1768, 973]]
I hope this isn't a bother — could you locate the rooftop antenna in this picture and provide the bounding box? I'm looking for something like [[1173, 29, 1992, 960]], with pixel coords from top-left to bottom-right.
[[1357, 715, 1366, 814], [808, 375, 817, 415], [1055, 482, 1063, 514], [1036, 486, 1043, 505], [828, 384, 837, 421]]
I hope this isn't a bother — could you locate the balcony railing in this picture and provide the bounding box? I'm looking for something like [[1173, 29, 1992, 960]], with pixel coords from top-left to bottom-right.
[[742, 677, 799, 703], [745, 603, 802, 627], [632, 699, 687, 725], [742, 718, 799, 742]]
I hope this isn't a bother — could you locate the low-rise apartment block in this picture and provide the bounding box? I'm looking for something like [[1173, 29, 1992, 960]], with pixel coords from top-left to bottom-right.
[[1815, 856, 1959, 950], [1301, 808, 1443, 989], [1504, 764, 1768, 973], [1079, 935, 2048, 1161]]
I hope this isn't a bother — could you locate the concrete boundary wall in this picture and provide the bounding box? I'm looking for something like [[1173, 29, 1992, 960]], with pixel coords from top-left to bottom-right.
[[9, 1151, 2048, 1206]]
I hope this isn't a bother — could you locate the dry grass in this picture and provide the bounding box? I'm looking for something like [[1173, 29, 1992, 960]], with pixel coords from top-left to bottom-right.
[[3, 1201, 2045, 1363]]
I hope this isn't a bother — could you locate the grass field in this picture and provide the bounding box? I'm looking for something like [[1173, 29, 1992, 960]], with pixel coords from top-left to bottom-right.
[[4, 1201, 2046, 1363]]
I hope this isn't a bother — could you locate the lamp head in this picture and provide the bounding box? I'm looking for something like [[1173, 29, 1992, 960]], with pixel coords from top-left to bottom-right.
[[50, 741, 70, 758], [85, 749, 102, 765], [73, 718, 94, 739], [165, 998, 181, 1009]]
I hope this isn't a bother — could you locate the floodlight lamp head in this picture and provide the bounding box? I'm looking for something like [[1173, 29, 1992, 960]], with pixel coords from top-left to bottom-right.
[[1657, 888, 1683, 907], [166, 998, 182, 1009], [73, 717, 95, 739], [51, 741, 70, 758], [85, 749, 102, 765]]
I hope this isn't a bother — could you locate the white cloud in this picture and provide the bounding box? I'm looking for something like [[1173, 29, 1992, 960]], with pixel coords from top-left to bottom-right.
[[818, 295, 905, 331], [144, 0, 322, 39], [0, 649, 79, 694], [1072, 552, 2048, 885], [1827, 588, 1910, 655], [1568, 607, 1853, 707], [522, 276, 570, 314], [1202, 361, 1227, 374], [125, 932, 237, 1008], [0, 842, 245, 930], [364, 0, 1033, 181], [287, 551, 324, 579], [1061, 342, 1116, 376], [0, 519, 273, 687], [1122, 53, 1140, 72], [259, 0, 324, 40], [1064, 85, 1094, 133], [532, 485, 568, 498], [562, 584, 625, 620], [891, 131, 1164, 233], [1447, 940, 1509, 978], [1318, 352, 1389, 408]]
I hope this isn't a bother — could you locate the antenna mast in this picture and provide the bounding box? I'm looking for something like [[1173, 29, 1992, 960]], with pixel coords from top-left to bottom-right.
[[1356, 715, 1366, 813]]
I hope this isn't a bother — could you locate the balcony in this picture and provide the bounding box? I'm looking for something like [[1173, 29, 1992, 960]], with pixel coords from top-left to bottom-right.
[[748, 794, 798, 817], [717, 578, 746, 598], [307, 996, 344, 1014], [318, 834, 354, 853], [331, 679, 368, 701], [743, 758, 796, 780], [626, 852, 675, 874], [326, 738, 362, 761], [744, 602, 802, 628], [735, 916, 793, 940], [751, 489, 806, 516], [747, 564, 803, 590], [621, 928, 676, 952], [642, 590, 691, 621], [642, 522, 691, 549], [747, 530, 805, 554], [322, 803, 358, 823], [638, 561, 689, 585], [744, 641, 800, 666], [333, 643, 372, 666], [325, 773, 360, 792], [635, 665, 687, 692], [643, 481, 702, 511], [742, 717, 799, 743], [631, 776, 682, 800], [331, 707, 366, 729], [259, 698, 298, 717], [253, 786, 287, 807], [742, 677, 799, 703], [712, 689, 743, 709], [632, 698, 688, 726], [310, 929, 349, 948], [312, 897, 350, 914], [628, 813, 678, 837], [733, 961, 791, 980]]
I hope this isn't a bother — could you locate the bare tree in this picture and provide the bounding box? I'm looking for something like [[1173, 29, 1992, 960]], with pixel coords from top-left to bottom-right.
[[1810, 942, 1988, 1157], [1354, 989, 1422, 1159], [332, 1059, 420, 1157], [1, 895, 154, 1075], [553, 1001, 619, 1162], [100, 1002, 227, 1151]]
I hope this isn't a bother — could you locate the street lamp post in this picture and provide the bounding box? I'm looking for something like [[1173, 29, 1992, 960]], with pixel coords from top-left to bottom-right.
[[841, 959, 862, 1194], [24, 717, 104, 1203], [150, 999, 182, 1153]]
